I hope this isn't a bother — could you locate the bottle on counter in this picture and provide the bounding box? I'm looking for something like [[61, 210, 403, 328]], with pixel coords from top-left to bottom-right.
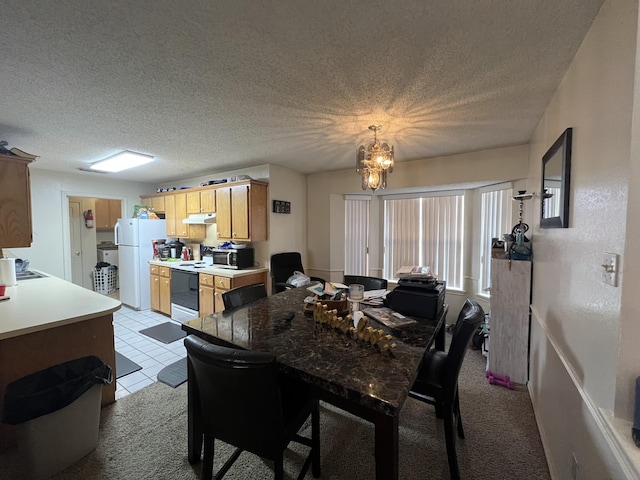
[[181, 247, 190, 261]]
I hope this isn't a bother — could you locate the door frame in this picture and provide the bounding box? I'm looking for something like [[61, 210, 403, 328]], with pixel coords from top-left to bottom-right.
[[61, 192, 126, 283]]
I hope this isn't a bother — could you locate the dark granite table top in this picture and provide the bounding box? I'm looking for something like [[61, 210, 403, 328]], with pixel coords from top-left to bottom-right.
[[182, 287, 444, 417]]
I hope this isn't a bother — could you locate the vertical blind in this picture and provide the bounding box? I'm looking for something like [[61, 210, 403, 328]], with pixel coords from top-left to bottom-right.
[[344, 198, 370, 276], [479, 187, 513, 295], [383, 195, 464, 289]]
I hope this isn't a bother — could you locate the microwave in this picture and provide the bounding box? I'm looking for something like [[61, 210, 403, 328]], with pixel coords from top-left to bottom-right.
[[207, 248, 254, 269]]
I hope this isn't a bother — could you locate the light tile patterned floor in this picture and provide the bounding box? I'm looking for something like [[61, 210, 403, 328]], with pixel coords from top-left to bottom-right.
[[112, 304, 186, 399]]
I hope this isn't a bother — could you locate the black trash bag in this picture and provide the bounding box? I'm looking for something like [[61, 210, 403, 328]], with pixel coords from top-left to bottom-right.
[[2, 355, 112, 425]]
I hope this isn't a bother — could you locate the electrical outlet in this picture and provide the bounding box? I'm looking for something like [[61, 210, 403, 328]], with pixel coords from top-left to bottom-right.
[[602, 253, 618, 286]]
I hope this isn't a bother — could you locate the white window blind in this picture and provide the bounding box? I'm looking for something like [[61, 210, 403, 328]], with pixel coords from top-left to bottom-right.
[[344, 198, 370, 276], [383, 194, 464, 289], [479, 187, 513, 295]]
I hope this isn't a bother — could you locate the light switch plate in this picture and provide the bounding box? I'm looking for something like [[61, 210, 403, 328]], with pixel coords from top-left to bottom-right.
[[602, 253, 618, 286]]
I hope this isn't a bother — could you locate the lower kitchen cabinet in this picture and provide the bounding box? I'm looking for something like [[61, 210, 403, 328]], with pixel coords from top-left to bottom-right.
[[150, 265, 171, 315], [213, 271, 269, 313], [199, 273, 215, 317]]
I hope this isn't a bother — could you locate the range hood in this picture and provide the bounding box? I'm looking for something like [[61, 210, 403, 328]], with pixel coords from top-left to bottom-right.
[[182, 213, 216, 224]]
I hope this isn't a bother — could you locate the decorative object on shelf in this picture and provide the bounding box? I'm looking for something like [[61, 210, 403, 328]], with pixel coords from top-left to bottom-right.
[[541, 127, 572, 228], [504, 191, 534, 261], [356, 124, 394, 192], [272, 199, 291, 214]]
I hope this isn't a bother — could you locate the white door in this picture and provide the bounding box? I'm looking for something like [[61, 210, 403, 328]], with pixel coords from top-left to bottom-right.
[[69, 201, 84, 287]]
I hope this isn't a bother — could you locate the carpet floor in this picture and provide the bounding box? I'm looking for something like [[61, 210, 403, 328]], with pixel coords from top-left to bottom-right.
[[0, 348, 551, 480]]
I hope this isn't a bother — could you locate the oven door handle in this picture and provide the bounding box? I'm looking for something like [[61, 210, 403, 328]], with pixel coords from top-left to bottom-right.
[[227, 252, 232, 266]]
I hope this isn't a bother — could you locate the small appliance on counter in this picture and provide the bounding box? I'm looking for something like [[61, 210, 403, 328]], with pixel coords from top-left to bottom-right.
[[202, 246, 254, 269], [167, 240, 185, 259]]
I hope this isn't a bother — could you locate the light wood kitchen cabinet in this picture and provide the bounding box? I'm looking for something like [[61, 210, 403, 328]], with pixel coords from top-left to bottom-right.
[[165, 192, 205, 239], [187, 189, 216, 215], [150, 265, 172, 315], [94, 198, 121, 230], [213, 271, 269, 313], [0, 153, 34, 247], [199, 273, 215, 316], [140, 194, 165, 214], [215, 181, 268, 241]]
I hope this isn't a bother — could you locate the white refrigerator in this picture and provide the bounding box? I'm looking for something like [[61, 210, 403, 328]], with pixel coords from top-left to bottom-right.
[[115, 218, 166, 310]]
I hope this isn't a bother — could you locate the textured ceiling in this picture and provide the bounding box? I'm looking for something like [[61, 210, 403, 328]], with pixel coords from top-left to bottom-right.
[[1, 0, 603, 184]]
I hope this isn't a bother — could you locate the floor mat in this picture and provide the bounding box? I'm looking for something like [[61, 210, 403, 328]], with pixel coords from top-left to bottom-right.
[[139, 321, 186, 344], [157, 357, 187, 388], [115, 351, 142, 379]]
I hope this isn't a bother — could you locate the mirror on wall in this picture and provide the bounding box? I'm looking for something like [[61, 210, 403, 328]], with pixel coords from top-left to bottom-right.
[[540, 128, 572, 228]]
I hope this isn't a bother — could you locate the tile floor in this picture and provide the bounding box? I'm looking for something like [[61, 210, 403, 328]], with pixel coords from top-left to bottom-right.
[[112, 302, 186, 400]]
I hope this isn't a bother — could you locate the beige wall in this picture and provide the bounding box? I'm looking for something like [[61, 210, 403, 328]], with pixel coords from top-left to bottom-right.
[[527, 0, 636, 477], [307, 144, 530, 313], [7, 169, 152, 281]]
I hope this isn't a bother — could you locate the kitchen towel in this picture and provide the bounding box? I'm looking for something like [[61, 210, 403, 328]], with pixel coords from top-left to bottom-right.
[[0, 258, 17, 286]]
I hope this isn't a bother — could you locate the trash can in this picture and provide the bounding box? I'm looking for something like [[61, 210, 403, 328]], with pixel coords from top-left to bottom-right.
[[2, 355, 113, 479]]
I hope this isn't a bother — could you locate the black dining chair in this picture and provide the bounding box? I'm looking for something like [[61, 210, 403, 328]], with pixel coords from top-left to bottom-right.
[[343, 275, 388, 291], [408, 299, 485, 480], [270, 252, 325, 294], [184, 335, 321, 480], [222, 282, 268, 311]]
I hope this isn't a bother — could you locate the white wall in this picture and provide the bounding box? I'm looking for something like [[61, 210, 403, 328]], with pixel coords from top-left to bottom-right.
[[527, 0, 637, 477], [6, 169, 153, 281]]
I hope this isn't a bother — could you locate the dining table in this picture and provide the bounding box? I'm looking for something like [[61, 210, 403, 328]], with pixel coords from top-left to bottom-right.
[[182, 286, 447, 480]]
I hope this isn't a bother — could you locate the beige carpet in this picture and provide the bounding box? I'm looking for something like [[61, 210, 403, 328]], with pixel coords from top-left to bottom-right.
[[0, 348, 551, 479]]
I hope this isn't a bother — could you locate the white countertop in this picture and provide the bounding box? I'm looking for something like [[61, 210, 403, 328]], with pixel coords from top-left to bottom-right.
[[0, 272, 121, 341], [149, 260, 268, 278]]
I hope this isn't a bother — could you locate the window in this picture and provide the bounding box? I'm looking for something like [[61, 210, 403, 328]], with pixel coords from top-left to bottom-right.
[[344, 197, 370, 276], [479, 186, 513, 296], [383, 194, 464, 289]]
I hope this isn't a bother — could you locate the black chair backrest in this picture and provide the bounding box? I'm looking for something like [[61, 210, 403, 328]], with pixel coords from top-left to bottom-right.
[[184, 335, 284, 459], [222, 282, 267, 311], [443, 299, 485, 400], [343, 275, 388, 291], [270, 252, 304, 283]]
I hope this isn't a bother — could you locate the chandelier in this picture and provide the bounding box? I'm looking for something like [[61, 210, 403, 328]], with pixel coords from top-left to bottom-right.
[[356, 124, 394, 192]]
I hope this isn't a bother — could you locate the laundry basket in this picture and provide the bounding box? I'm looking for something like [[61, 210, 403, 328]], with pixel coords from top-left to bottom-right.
[[92, 266, 117, 295]]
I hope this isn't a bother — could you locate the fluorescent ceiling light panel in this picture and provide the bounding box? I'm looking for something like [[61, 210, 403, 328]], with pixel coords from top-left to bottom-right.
[[90, 150, 154, 172]]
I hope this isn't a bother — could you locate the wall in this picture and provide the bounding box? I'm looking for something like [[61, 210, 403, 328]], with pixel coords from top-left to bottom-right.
[[306, 144, 530, 315], [307, 145, 529, 280], [6, 169, 153, 281], [156, 164, 306, 293], [527, 0, 636, 477]]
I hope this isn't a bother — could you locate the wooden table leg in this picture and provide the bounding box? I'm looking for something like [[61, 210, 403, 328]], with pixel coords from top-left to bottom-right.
[[374, 412, 399, 480]]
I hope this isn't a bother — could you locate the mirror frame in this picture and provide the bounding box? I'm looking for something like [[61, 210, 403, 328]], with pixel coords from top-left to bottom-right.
[[540, 128, 572, 228]]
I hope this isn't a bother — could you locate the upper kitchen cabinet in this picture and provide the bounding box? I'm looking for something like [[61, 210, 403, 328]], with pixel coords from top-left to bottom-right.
[[94, 198, 122, 230], [141, 194, 165, 214], [0, 153, 34, 247], [186, 189, 216, 215], [165, 192, 205, 239], [216, 181, 268, 241]]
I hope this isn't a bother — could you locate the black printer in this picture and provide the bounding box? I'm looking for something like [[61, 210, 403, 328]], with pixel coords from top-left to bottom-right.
[[385, 278, 446, 321]]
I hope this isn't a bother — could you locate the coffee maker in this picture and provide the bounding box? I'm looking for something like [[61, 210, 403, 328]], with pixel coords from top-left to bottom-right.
[[167, 240, 185, 259]]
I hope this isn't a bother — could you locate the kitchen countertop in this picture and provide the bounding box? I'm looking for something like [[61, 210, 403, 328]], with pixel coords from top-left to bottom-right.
[[0, 271, 121, 341], [148, 259, 268, 278]]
